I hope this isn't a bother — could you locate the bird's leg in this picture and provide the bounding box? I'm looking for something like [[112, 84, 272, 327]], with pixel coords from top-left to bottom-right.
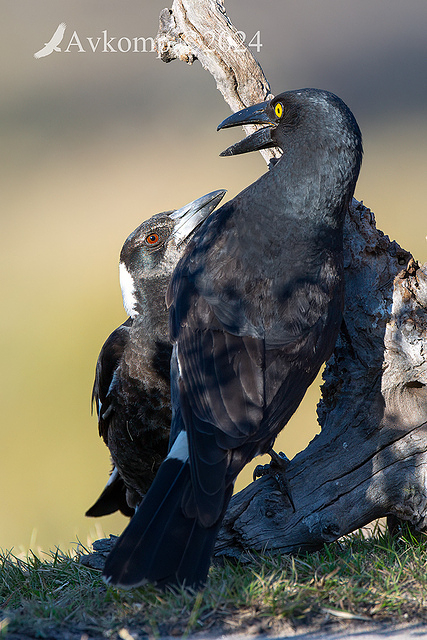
[[253, 450, 295, 512]]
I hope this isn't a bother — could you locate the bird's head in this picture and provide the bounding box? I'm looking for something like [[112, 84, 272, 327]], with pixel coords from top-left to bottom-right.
[[118, 190, 226, 318], [217, 88, 362, 163]]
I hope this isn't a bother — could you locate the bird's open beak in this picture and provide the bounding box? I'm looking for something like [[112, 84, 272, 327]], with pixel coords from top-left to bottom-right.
[[217, 101, 277, 156], [170, 189, 226, 243]]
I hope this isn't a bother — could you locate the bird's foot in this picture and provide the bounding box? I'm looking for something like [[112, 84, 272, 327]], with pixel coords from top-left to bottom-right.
[[253, 450, 290, 481], [253, 450, 295, 512]]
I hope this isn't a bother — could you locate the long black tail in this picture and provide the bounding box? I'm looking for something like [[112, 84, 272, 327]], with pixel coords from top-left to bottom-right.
[[102, 458, 229, 590]]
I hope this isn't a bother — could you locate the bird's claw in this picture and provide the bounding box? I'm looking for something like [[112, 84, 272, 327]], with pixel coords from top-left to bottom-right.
[[253, 450, 295, 512], [253, 462, 271, 481]]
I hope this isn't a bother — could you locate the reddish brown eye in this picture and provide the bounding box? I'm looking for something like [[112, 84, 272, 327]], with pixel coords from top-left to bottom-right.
[[145, 233, 159, 245]]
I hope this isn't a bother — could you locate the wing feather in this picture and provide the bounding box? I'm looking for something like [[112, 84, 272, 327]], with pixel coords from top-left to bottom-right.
[[168, 205, 343, 526], [92, 319, 132, 442], [50, 23, 67, 47]]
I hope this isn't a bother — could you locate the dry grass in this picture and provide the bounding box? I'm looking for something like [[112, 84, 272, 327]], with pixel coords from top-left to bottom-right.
[[2, 523, 427, 639]]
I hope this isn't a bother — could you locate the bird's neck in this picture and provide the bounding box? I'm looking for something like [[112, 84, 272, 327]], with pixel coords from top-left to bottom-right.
[[133, 280, 170, 341], [124, 305, 171, 386], [271, 148, 351, 226]]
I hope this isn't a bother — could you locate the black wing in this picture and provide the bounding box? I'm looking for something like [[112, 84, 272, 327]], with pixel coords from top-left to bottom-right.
[[92, 318, 132, 444], [167, 205, 343, 526], [87, 319, 133, 517]]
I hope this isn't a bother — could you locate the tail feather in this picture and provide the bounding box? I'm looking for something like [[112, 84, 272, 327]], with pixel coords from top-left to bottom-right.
[[85, 472, 134, 518], [102, 458, 229, 589]]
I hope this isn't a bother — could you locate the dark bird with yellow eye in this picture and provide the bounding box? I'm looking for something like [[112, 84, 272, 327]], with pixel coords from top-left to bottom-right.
[[102, 88, 363, 590], [86, 190, 226, 518]]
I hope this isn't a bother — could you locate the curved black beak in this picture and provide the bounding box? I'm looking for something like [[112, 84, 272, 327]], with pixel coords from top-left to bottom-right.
[[217, 101, 277, 156], [170, 189, 226, 243]]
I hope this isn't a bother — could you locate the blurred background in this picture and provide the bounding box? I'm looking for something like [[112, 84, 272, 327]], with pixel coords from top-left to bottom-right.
[[1, 0, 426, 555]]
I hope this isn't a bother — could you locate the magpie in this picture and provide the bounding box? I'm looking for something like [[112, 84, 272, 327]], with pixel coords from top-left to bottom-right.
[[86, 190, 226, 518], [102, 88, 363, 590]]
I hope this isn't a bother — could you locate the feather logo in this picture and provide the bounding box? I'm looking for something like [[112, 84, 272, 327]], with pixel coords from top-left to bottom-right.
[[34, 23, 66, 59]]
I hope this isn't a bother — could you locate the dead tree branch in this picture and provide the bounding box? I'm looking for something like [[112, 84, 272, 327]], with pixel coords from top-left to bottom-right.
[[154, 0, 427, 557], [155, 0, 278, 164]]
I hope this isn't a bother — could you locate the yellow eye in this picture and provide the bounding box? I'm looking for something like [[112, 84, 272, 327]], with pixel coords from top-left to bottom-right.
[[274, 102, 283, 119]]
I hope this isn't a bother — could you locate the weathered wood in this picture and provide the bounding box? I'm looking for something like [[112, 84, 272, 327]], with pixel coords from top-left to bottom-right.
[[154, 0, 279, 165], [154, 0, 427, 557]]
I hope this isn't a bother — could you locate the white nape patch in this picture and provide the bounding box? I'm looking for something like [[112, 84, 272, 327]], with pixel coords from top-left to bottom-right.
[[167, 430, 189, 462], [106, 466, 119, 487], [119, 262, 138, 318]]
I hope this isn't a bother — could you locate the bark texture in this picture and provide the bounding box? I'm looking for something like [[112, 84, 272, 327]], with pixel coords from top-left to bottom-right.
[[154, 0, 279, 165], [154, 0, 427, 557]]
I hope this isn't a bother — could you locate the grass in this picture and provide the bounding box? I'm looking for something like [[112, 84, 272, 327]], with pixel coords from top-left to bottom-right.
[[1, 523, 427, 639]]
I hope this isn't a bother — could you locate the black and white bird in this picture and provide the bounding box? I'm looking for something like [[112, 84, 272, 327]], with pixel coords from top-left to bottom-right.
[[86, 190, 226, 518], [103, 88, 363, 590]]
